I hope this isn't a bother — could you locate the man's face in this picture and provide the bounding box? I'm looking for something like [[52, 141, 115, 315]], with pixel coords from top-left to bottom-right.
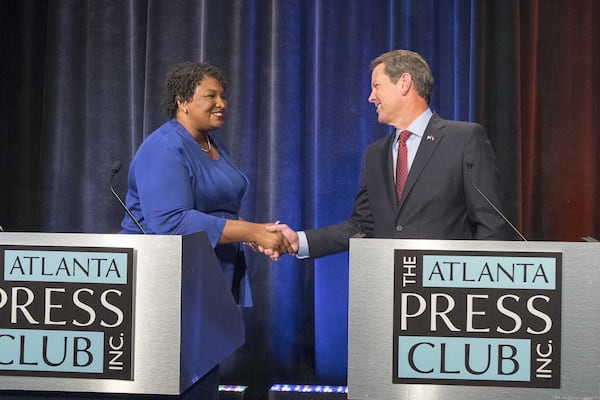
[[368, 63, 403, 126]]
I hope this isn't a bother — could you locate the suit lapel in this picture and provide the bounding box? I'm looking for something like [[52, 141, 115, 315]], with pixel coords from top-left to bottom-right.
[[379, 132, 398, 211], [397, 114, 446, 211]]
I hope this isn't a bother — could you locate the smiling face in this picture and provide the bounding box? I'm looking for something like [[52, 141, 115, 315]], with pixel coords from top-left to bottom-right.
[[180, 76, 227, 135], [368, 63, 404, 127]]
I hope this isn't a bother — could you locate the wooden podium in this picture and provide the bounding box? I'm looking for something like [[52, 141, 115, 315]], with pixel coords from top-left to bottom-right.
[[348, 239, 600, 400], [0, 231, 244, 396]]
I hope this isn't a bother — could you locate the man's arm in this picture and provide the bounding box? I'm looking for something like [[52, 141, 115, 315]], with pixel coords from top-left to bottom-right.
[[463, 124, 512, 240]]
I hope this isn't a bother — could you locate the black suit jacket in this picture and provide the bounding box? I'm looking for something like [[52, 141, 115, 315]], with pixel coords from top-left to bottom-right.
[[305, 113, 511, 258]]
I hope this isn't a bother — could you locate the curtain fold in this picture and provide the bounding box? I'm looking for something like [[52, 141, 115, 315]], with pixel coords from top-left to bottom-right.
[[518, 0, 600, 240], [471, 1, 521, 228], [1, 0, 599, 396], [0, 1, 48, 231]]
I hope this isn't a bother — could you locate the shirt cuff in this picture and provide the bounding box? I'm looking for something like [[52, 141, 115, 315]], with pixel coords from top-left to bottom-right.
[[296, 231, 310, 259]]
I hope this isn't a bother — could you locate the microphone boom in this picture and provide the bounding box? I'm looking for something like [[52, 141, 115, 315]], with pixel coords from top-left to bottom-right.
[[467, 163, 526, 241], [110, 161, 145, 234]]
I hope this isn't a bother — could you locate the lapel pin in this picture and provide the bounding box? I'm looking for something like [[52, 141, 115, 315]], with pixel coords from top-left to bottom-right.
[[426, 135, 435, 141]]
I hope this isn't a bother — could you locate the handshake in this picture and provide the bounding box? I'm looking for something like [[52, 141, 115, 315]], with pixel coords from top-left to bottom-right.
[[245, 222, 299, 261]]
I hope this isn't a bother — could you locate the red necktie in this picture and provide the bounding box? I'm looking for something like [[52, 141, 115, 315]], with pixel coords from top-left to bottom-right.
[[395, 130, 412, 200]]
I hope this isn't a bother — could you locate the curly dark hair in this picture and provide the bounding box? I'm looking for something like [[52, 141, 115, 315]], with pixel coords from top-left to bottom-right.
[[163, 62, 228, 118]]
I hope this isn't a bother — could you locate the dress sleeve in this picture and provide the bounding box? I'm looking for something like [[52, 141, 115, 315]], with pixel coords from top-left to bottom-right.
[[134, 139, 226, 247]]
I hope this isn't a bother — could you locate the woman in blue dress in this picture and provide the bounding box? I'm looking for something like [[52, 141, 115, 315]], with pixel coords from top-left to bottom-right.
[[120, 62, 292, 398]]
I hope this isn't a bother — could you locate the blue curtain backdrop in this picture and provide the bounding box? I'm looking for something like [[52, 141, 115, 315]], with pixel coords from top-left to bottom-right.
[[1, 0, 599, 398]]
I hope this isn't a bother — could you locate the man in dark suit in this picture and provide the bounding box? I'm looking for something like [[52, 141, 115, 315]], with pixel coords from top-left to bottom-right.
[[270, 49, 511, 258]]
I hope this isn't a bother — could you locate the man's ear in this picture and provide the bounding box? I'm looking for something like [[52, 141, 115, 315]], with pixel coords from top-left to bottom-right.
[[399, 73, 412, 96]]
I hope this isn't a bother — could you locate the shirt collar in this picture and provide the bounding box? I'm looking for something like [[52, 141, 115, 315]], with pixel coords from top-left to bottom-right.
[[395, 108, 433, 141]]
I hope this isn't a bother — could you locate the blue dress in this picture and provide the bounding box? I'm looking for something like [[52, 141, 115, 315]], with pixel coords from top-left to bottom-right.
[[121, 119, 251, 305]]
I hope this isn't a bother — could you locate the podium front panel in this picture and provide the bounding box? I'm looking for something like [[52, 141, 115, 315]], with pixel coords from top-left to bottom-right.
[[0, 232, 243, 396], [348, 239, 600, 400]]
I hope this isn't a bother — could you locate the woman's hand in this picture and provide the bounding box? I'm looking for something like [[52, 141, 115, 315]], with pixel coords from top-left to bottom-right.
[[221, 219, 295, 261], [253, 223, 294, 260]]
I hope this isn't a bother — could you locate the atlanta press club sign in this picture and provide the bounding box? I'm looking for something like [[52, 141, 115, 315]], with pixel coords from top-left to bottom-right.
[[393, 250, 561, 388], [0, 245, 134, 380]]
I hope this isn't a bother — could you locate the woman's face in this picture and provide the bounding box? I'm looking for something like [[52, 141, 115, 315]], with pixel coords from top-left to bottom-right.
[[183, 76, 227, 133]]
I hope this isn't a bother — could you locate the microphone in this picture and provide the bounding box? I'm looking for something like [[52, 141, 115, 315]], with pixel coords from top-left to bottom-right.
[[466, 163, 526, 241], [110, 161, 145, 234]]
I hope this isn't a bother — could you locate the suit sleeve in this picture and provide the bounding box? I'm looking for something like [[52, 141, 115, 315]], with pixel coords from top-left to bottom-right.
[[463, 124, 512, 240]]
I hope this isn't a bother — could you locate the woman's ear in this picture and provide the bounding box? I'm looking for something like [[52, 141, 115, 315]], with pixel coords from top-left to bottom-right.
[[176, 97, 188, 114]]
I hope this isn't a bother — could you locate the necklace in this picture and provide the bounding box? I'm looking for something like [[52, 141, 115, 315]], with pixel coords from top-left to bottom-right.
[[199, 136, 212, 153]]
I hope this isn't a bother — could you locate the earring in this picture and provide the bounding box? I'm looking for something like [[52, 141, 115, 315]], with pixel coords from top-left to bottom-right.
[[183, 108, 188, 114]]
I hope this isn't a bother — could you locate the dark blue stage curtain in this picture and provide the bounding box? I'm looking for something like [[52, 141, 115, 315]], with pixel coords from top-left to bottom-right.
[[2, 1, 599, 398]]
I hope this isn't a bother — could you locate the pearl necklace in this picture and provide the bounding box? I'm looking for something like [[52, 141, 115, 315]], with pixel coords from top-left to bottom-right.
[[200, 136, 212, 153]]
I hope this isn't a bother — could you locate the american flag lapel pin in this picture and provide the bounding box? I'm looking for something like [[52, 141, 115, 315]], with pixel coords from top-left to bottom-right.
[[426, 135, 435, 141]]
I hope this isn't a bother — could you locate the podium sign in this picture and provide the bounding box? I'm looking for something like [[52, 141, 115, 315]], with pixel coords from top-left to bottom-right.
[[0, 232, 244, 396], [1, 243, 135, 380], [348, 239, 600, 400]]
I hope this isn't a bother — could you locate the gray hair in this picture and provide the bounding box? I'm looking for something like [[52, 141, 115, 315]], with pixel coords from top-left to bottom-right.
[[370, 50, 434, 104]]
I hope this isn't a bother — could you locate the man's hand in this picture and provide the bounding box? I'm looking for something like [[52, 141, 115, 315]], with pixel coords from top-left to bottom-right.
[[252, 224, 295, 260], [264, 223, 299, 255]]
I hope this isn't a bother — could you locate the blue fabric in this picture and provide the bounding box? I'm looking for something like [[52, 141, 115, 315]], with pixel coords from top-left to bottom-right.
[[4, 0, 551, 388], [121, 119, 252, 306], [121, 119, 248, 241]]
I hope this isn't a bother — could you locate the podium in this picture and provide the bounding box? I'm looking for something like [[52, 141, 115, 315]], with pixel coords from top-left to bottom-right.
[[348, 239, 600, 400], [0, 231, 244, 396]]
